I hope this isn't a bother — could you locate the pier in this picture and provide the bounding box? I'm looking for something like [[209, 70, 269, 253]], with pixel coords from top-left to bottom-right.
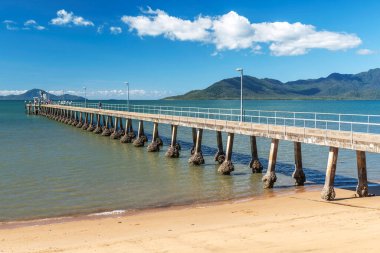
[[29, 102, 380, 200]]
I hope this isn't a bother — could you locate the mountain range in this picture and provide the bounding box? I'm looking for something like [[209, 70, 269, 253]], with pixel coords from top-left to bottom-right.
[[0, 89, 85, 101], [164, 68, 380, 100]]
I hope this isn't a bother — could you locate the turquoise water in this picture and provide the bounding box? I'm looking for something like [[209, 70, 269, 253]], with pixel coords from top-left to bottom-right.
[[1, 100, 380, 222]]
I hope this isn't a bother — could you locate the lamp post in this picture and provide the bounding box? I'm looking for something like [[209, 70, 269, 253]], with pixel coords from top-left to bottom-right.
[[124, 81, 129, 111], [236, 68, 243, 122], [83, 86, 87, 108]]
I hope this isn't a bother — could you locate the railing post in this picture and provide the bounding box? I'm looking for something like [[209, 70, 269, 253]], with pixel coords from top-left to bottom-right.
[[367, 116, 370, 133], [275, 111, 277, 125], [339, 114, 341, 131]]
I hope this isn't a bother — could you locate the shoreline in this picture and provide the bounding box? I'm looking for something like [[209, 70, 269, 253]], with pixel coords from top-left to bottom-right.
[[1, 187, 380, 252], [0, 184, 323, 229]]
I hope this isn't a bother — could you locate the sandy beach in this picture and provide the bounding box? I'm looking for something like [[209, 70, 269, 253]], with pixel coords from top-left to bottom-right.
[[1, 188, 380, 253]]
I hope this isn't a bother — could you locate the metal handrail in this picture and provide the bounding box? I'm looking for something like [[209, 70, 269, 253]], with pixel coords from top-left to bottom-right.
[[54, 102, 380, 134]]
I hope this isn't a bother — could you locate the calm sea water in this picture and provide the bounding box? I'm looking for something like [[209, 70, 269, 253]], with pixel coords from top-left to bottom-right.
[[1, 100, 380, 222]]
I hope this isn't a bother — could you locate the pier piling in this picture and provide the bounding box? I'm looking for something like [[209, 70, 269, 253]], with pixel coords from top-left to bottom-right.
[[356, 151, 368, 197], [321, 147, 339, 200], [133, 120, 147, 147], [110, 117, 121, 139], [190, 128, 196, 155], [76, 112, 83, 128], [188, 128, 205, 165], [147, 122, 161, 152], [166, 125, 180, 158], [262, 139, 279, 188], [218, 133, 234, 175], [214, 131, 225, 164], [93, 114, 102, 134], [292, 142, 306, 186], [120, 119, 135, 143], [249, 136, 263, 173], [87, 113, 95, 131], [81, 113, 89, 130], [101, 116, 111, 136]]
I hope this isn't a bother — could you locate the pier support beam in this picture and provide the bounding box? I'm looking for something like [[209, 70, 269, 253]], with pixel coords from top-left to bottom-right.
[[262, 139, 279, 188], [110, 117, 122, 139], [101, 116, 111, 136], [87, 113, 95, 131], [166, 125, 180, 158], [76, 112, 83, 128], [321, 147, 339, 201], [120, 119, 135, 143], [64, 110, 70, 124], [356, 151, 369, 197], [249, 136, 263, 173], [147, 122, 162, 152], [190, 128, 196, 155], [67, 111, 72, 125], [133, 120, 147, 147], [93, 114, 102, 134], [218, 133, 234, 175], [292, 142, 306, 186], [188, 129, 205, 165], [214, 131, 225, 164], [71, 111, 78, 126], [82, 113, 89, 130]]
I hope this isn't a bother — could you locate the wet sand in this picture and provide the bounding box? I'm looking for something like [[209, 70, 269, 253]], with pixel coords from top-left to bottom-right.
[[1, 188, 380, 253]]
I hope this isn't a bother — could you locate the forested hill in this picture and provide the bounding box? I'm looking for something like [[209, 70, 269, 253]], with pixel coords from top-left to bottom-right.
[[164, 68, 380, 100]]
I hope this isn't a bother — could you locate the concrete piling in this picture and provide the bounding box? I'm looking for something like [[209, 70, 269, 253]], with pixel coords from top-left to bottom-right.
[[87, 113, 95, 131], [188, 128, 205, 165], [101, 116, 111, 136], [76, 112, 83, 128], [166, 125, 180, 158], [249, 136, 263, 173], [356, 150, 369, 197], [190, 128, 196, 155], [218, 133, 234, 175], [321, 147, 339, 200], [262, 139, 279, 188], [147, 122, 161, 152], [81, 113, 89, 130], [110, 117, 122, 139], [93, 114, 102, 134], [120, 119, 135, 143], [292, 142, 306, 186], [214, 131, 225, 164], [133, 120, 147, 147]]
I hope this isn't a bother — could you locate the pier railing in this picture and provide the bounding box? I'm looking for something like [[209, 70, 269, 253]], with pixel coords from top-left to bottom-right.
[[59, 102, 380, 134]]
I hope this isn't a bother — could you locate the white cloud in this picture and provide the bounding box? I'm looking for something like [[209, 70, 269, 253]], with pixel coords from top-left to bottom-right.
[[50, 9, 94, 27], [356, 48, 376, 55], [24, 19, 46, 30], [0, 90, 27, 96], [121, 7, 212, 41], [110, 26, 122, 35], [121, 8, 362, 56], [3, 20, 18, 30]]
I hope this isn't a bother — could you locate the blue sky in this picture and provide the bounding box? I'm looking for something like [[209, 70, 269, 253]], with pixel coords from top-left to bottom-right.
[[1, 0, 379, 99]]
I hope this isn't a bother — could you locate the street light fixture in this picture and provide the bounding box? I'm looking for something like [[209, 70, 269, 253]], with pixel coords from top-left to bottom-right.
[[83, 86, 87, 108], [124, 81, 129, 111], [236, 68, 243, 122]]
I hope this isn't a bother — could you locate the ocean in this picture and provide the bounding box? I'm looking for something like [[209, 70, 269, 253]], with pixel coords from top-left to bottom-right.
[[1, 100, 380, 222]]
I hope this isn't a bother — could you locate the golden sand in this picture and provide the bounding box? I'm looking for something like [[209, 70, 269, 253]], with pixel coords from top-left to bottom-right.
[[1, 188, 380, 253]]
